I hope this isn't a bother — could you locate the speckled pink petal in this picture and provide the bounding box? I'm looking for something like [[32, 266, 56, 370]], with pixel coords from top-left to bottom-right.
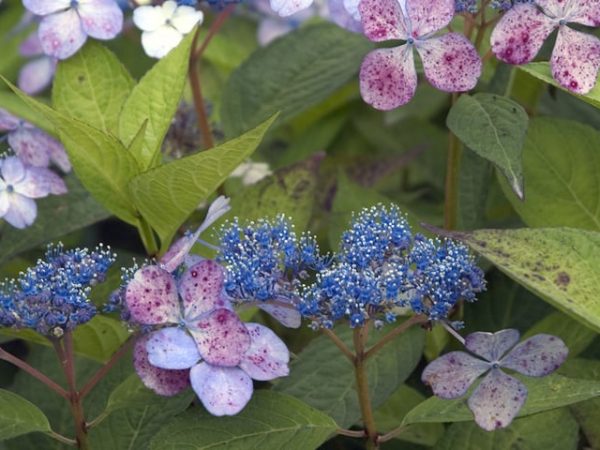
[[416, 32, 482, 92], [38, 9, 87, 60], [535, 0, 568, 18], [360, 46, 417, 110], [422, 351, 490, 399], [465, 329, 520, 362], [568, 0, 600, 26], [159, 234, 197, 273], [358, 0, 408, 42], [0, 109, 20, 131], [551, 26, 600, 94], [467, 369, 527, 431], [8, 128, 52, 167], [188, 309, 251, 367], [501, 334, 568, 376], [18, 57, 56, 95], [239, 323, 290, 381], [133, 335, 190, 397], [405, 0, 454, 37], [490, 3, 556, 65], [190, 363, 253, 416], [78, 0, 124, 40], [125, 265, 180, 325], [22, 0, 70, 16], [146, 327, 201, 370], [178, 260, 228, 319], [258, 302, 302, 328]]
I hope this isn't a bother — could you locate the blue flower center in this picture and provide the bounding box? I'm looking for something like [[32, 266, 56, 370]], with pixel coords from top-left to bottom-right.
[[491, 362, 500, 369], [6, 185, 14, 193], [558, 19, 567, 26], [70, 0, 79, 8], [407, 37, 415, 45]]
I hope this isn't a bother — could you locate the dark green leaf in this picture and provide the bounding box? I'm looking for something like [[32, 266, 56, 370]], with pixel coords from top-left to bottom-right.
[[0, 390, 51, 441]]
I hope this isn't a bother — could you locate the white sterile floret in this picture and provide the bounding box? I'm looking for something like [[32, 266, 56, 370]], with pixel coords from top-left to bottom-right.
[[133, 0, 203, 59]]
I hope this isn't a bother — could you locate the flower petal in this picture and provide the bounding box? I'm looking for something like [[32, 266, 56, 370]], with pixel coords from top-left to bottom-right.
[[18, 57, 56, 95], [170, 6, 203, 34], [258, 302, 302, 328], [405, 0, 454, 37], [19, 31, 44, 57], [490, 3, 556, 65], [8, 128, 52, 167], [188, 309, 251, 367], [358, 0, 408, 42], [1, 157, 26, 185], [133, 335, 190, 396], [422, 351, 490, 399], [551, 26, 600, 94], [26, 168, 67, 196], [467, 369, 527, 431], [141, 25, 183, 59], [567, 0, 600, 26], [38, 9, 87, 60], [190, 363, 253, 416], [3, 195, 37, 229], [178, 260, 228, 319], [133, 5, 167, 31], [0, 109, 20, 131], [239, 323, 290, 381], [146, 327, 201, 370], [257, 19, 294, 46], [125, 265, 180, 325], [0, 191, 10, 217], [78, 0, 124, 40], [269, 0, 314, 17], [360, 46, 417, 110], [416, 32, 482, 93], [48, 138, 71, 172], [22, 0, 70, 15], [501, 334, 568, 376], [327, 0, 362, 33], [465, 329, 520, 362]]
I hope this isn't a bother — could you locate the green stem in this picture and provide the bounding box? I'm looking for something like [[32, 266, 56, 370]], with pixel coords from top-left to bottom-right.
[[364, 315, 427, 360], [504, 66, 517, 98], [47, 430, 77, 446], [322, 328, 355, 362], [137, 218, 159, 257], [353, 325, 379, 449]]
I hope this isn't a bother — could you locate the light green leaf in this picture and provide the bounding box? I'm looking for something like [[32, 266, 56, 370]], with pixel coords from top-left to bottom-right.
[[129, 114, 277, 249], [221, 23, 372, 138], [0, 91, 54, 133], [403, 374, 600, 426], [275, 324, 424, 427], [119, 31, 195, 169], [520, 62, 600, 109], [52, 41, 134, 133], [447, 93, 528, 198], [0, 177, 110, 264], [149, 391, 337, 450], [455, 227, 600, 333], [0, 390, 51, 441], [499, 118, 600, 231], [104, 374, 161, 414]]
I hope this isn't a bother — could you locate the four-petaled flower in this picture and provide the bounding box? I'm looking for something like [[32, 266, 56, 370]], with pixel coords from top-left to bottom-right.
[[126, 259, 290, 415], [358, 0, 482, 110], [422, 329, 568, 431], [23, 0, 124, 60], [491, 0, 600, 94]]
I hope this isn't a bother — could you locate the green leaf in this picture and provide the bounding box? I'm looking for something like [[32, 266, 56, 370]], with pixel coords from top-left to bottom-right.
[[52, 41, 134, 133], [118, 31, 195, 169], [221, 23, 372, 138], [520, 62, 600, 110], [499, 118, 600, 231], [104, 374, 162, 414], [446, 93, 528, 198], [149, 391, 337, 450], [0, 177, 110, 264], [275, 324, 424, 427], [0, 91, 54, 133], [0, 390, 51, 441], [433, 408, 579, 450], [402, 374, 600, 426], [458, 150, 493, 230], [455, 227, 600, 333], [129, 114, 277, 248]]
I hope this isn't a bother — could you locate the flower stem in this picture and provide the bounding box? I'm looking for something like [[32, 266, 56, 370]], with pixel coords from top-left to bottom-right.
[[47, 430, 78, 446], [322, 328, 355, 362], [353, 325, 379, 449], [444, 93, 462, 230], [137, 218, 159, 257], [364, 315, 427, 360], [336, 428, 366, 438], [378, 424, 408, 443]]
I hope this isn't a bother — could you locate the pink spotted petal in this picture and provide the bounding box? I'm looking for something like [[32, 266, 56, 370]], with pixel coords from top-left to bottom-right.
[[422, 351, 490, 399], [405, 0, 454, 37], [190, 363, 253, 416], [551, 26, 600, 94], [567, 0, 600, 26], [8, 128, 52, 168], [125, 265, 180, 325], [18, 57, 56, 95], [465, 329, 520, 362], [160, 235, 197, 273], [239, 323, 290, 381], [500, 334, 568, 376], [417, 32, 482, 93], [20, 31, 44, 57], [358, 0, 408, 42], [178, 260, 228, 320], [38, 9, 87, 60], [133, 335, 190, 397], [146, 327, 201, 370], [491, 3, 556, 65], [258, 302, 302, 328], [22, 0, 70, 15], [0, 109, 20, 131], [3, 195, 37, 229], [188, 309, 251, 367], [78, 0, 124, 40], [360, 46, 417, 110], [467, 369, 527, 431]]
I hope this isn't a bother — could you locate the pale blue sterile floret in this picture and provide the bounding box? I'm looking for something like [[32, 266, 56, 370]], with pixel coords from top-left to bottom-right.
[[0, 243, 116, 337], [490, 0, 533, 10]]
